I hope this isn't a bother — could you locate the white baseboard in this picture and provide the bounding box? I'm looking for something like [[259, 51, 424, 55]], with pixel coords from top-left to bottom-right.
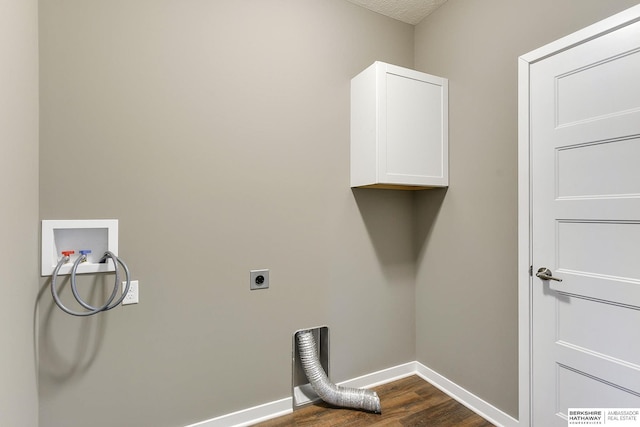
[[185, 361, 518, 427], [184, 397, 292, 427], [415, 362, 519, 427], [338, 361, 416, 389]]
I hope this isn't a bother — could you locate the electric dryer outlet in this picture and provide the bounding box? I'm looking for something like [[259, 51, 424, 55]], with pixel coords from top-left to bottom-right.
[[250, 269, 269, 290]]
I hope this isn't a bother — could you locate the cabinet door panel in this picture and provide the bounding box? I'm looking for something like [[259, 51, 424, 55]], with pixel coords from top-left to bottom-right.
[[385, 73, 444, 180]]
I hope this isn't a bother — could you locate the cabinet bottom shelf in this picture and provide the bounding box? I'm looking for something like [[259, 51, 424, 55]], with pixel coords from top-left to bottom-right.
[[352, 183, 443, 190]]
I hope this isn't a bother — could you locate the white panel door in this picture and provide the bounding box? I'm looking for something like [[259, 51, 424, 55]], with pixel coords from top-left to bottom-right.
[[530, 18, 640, 426]]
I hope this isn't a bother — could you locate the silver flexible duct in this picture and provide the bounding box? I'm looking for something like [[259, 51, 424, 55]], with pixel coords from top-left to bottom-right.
[[296, 330, 381, 414]]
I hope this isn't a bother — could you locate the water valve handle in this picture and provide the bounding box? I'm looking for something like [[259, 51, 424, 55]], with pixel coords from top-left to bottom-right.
[[61, 250, 75, 257]]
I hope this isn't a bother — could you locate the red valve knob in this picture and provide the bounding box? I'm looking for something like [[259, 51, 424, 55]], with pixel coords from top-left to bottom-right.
[[61, 250, 75, 256]]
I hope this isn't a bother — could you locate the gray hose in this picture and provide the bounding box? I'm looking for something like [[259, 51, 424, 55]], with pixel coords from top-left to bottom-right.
[[71, 251, 131, 312], [296, 330, 381, 414], [50, 251, 130, 316]]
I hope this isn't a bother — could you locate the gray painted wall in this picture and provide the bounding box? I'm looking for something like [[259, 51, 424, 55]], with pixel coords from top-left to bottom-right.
[[0, 0, 39, 426], [35, 1, 640, 426], [38, 1, 415, 426], [414, 0, 640, 418]]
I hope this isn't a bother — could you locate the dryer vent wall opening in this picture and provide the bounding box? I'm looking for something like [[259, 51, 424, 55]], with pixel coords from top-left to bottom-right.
[[295, 329, 382, 414], [292, 326, 329, 408]]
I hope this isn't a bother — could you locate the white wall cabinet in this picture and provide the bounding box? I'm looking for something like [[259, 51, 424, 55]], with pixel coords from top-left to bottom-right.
[[351, 61, 448, 189]]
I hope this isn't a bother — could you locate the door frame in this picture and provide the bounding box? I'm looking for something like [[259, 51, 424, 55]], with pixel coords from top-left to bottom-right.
[[517, 5, 640, 427]]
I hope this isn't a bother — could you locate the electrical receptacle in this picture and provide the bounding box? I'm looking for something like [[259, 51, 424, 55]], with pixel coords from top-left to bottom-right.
[[250, 269, 269, 290], [122, 280, 139, 305]]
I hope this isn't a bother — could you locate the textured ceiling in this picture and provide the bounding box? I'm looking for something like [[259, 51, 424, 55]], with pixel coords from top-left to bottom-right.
[[347, 0, 448, 25]]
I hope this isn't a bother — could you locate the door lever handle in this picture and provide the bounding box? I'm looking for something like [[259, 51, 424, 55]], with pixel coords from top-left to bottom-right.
[[536, 267, 563, 282]]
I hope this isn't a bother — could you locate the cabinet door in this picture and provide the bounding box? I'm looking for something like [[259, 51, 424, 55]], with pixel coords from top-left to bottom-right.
[[380, 64, 448, 187]]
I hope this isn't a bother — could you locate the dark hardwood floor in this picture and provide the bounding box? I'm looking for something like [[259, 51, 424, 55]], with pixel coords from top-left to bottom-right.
[[253, 375, 495, 426]]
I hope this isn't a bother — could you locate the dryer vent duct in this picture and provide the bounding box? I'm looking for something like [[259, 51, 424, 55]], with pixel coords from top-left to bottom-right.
[[296, 330, 382, 414]]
